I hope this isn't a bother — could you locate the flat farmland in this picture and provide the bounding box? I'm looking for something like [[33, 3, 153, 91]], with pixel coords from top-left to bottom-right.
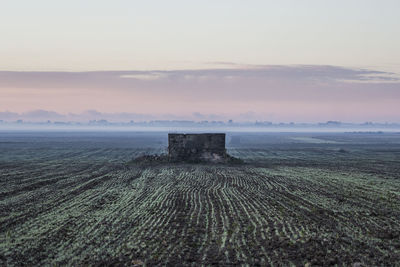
[[1, 132, 400, 266]]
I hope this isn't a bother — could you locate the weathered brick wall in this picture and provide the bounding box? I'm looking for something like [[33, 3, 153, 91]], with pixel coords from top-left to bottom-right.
[[168, 133, 226, 162]]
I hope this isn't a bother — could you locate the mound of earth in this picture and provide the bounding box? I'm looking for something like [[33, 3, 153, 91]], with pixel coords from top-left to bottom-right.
[[129, 153, 243, 165]]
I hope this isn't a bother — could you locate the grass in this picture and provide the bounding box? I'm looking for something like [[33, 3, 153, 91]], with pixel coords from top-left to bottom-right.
[[0, 131, 399, 265]]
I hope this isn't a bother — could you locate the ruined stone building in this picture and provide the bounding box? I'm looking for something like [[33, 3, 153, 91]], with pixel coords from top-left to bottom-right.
[[168, 133, 226, 162]]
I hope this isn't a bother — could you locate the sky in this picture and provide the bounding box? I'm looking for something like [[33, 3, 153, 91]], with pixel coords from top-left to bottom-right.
[[0, 0, 399, 122]]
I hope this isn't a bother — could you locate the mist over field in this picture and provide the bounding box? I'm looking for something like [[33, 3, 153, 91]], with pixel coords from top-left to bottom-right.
[[1, 0, 400, 266]]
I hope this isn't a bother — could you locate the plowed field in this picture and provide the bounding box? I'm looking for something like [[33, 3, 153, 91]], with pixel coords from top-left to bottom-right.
[[1, 132, 399, 266]]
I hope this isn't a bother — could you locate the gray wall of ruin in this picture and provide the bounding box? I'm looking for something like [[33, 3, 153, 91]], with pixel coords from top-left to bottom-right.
[[168, 133, 226, 162]]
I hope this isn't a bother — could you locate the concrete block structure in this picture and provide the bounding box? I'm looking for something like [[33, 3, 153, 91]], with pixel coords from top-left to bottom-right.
[[168, 133, 226, 162]]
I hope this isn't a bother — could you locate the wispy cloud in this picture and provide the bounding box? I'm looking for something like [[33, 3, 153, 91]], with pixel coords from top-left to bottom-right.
[[0, 65, 399, 122], [120, 72, 167, 81], [0, 65, 397, 88]]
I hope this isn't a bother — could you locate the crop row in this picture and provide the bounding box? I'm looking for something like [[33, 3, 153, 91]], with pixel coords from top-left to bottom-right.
[[1, 148, 399, 265]]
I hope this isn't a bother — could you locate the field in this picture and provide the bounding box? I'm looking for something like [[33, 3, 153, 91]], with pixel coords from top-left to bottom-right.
[[1, 131, 400, 266]]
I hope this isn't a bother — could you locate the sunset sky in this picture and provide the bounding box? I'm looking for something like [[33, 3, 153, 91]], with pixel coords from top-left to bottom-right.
[[1, 0, 399, 122]]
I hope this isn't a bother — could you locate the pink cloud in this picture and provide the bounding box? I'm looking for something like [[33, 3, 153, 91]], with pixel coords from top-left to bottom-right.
[[0, 65, 399, 122]]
